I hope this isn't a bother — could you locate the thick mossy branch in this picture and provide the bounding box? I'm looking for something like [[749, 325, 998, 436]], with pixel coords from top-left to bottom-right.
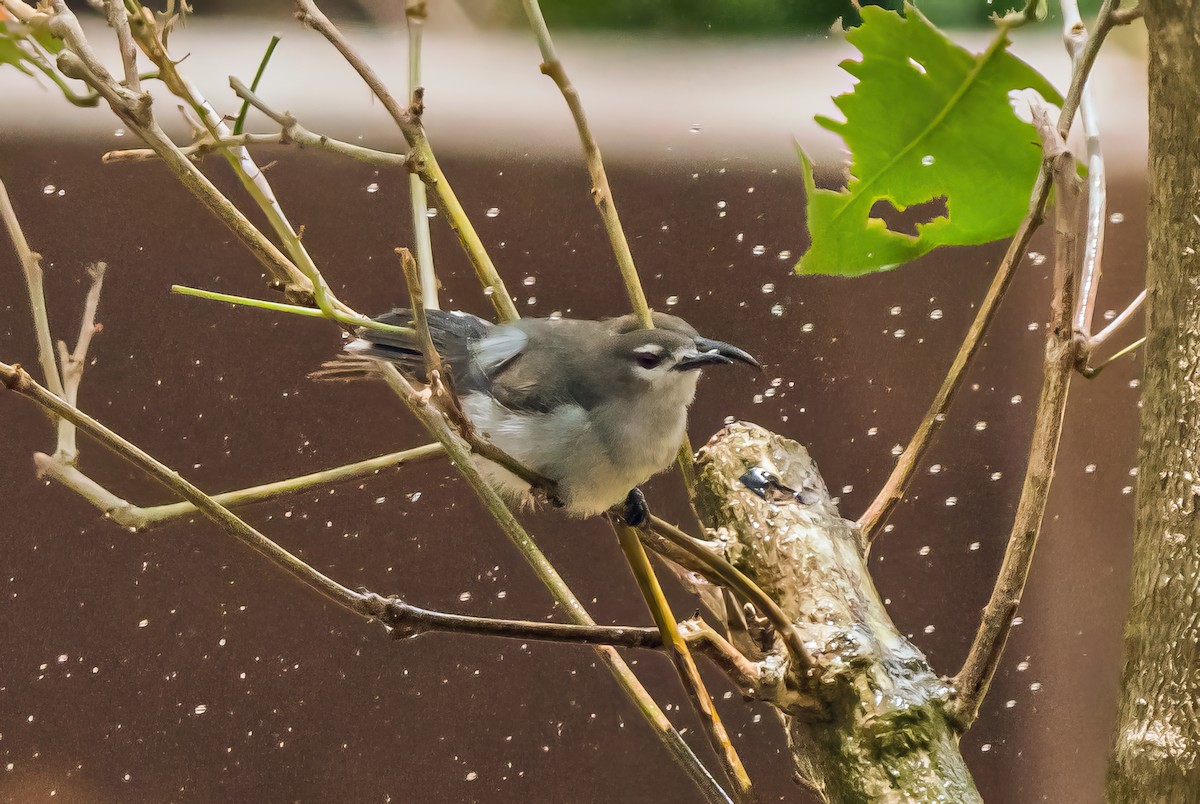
[[693, 423, 979, 803]]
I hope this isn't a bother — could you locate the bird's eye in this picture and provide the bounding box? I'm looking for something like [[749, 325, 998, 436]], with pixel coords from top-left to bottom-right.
[[634, 351, 664, 369]]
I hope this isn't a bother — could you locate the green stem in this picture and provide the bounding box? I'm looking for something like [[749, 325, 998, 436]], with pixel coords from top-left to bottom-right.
[[170, 285, 414, 337], [232, 34, 280, 135]]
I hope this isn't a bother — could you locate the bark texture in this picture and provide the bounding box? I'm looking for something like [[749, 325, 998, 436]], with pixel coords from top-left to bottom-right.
[[1106, 2, 1200, 800], [694, 424, 980, 803]]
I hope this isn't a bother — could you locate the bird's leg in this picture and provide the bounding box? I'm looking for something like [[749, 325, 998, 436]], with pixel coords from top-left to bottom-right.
[[621, 487, 650, 528]]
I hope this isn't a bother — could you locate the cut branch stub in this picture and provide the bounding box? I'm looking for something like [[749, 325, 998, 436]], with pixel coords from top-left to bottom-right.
[[693, 423, 980, 803]]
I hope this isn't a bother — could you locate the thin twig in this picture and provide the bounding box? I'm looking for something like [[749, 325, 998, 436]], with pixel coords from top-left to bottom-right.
[[516, 0, 707, 498], [2, 361, 371, 614], [122, 9, 354, 324], [613, 522, 757, 803], [376, 364, 732, 804], [857, 0, 1130, 543], [948, 108, 1080, 730], [232, 34, 281, 136], [404, 0, 438, 311], [0, 175, 65, 402], [1080, 335, 1145, 378], [40, 443, 445, 530], [53, 261, 106, 463], [292, 0, 517, 322], [103, 0, 140, 92], [1089, 289, 1146, 348], [395, 249, 559, 497], [1062, 0, 1107, 338], [38, 1, 313, 300], [647, 516, 814, 672], [228, 78, 408, 168]]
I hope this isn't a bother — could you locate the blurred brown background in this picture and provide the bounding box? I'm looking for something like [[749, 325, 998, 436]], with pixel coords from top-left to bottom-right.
[[1, 5, 1148, 803]]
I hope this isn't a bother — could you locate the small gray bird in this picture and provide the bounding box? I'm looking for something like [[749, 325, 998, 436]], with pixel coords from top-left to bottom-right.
[[335, 309, 759, 525]]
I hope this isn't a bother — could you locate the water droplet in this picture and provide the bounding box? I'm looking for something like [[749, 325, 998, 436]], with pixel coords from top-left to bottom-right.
[[752, 244, 766, 256], [841, 484, 854, 494], [890, 306, 902, 316], [459, 591, 472, 602], [194, 704, 208, 715], [138, 619, 149, 628], [929, 464, 942, 474], [893, 329, 906, 338], [1084, 464, 1096, 473], [969, 541, 981, 551], [891, 444, 903, 456], [777, 250, 793, 260], [1016, 660, 1030, 671], [522, 276, 536, 286], [923, 624, 935, 634], [1029, 251, 1047, 266], [42, 184, 57, 195], [945, 496, 958, 506], [1029, 681, 1043, 692], [974, 421, 988, 431], [919, 545, 931, 556], [1005, 699, 1017, 709], [770, 303, 784, 317], [981, 744, 992, 753], [752, 394, 764, 404], [867, 427, 879, 436], [801, 322, 814, 333], [1109, 212, 1125, 224], [1103, 309, 1117, 320], [485, 207, 500, 218], [921, 154, 936, 166], [990, 471, 1003, 481], [665, 295, 679, 307], [929, 309, 943, 320], [365, 182, 379, 193], [114, 128, 126, 137], [688, 124, 701, 134], [1011, 395, 1023, 404], [526, 296, 537, 306], [716, 200, 727, 210], [761, 282, 775, 294], [425, 208, 438, 218]]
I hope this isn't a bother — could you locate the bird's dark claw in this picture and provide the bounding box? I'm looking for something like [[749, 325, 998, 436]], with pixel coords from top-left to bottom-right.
[[621, 487, 649, 528]]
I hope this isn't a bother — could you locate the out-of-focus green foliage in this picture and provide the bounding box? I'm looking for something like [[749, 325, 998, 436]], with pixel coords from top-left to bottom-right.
[[796, 6, 1062, 276], [531, 0, 1103, 33]]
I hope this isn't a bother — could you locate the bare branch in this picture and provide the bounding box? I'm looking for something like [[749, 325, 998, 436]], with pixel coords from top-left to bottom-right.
[[102, 0, 140, 92], [54, 261, 106, 463], [404, 0, 439, 311], [0, 175, 65, 402], [949, 108, 1082, 729], [1062, 0, 1107, 337], [291, 0, 518, 322]]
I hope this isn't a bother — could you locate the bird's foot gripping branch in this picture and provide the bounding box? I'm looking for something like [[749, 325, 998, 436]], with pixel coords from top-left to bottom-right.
[[692, 423, 980, 803]]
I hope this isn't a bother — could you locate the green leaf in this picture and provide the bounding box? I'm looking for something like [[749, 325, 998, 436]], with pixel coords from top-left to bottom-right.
[[0, 21, 36, 76], [797, 5, 1063, 277]]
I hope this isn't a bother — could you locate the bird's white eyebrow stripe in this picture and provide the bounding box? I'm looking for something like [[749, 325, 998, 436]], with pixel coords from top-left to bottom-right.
[[633, 344, 665, 355]]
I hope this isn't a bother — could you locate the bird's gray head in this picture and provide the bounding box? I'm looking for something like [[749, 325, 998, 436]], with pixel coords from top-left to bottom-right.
[[605, 325, 760, 392]]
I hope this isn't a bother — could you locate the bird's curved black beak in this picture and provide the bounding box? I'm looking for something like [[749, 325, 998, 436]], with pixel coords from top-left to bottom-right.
[[675, 338, 762, 372]]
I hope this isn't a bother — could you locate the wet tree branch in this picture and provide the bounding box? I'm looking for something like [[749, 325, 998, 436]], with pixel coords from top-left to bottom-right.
[[948, 107, 1081, 730]]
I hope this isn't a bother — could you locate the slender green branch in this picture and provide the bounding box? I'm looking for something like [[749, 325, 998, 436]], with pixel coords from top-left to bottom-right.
[[613, 522, 756, 803], [39, 443, 446, 530], [232, 34, 280, 135], [170, 285, 414, 337], [1081, 335, 1145, 378], [647, 515, 814, 671], [1, 360, 370, 614], [376, 364, 732, 804], [124, 12, 349, 321]]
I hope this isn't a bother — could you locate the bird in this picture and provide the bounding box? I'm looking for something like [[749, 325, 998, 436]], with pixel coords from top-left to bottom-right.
[[322, 308, 760, 526]]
